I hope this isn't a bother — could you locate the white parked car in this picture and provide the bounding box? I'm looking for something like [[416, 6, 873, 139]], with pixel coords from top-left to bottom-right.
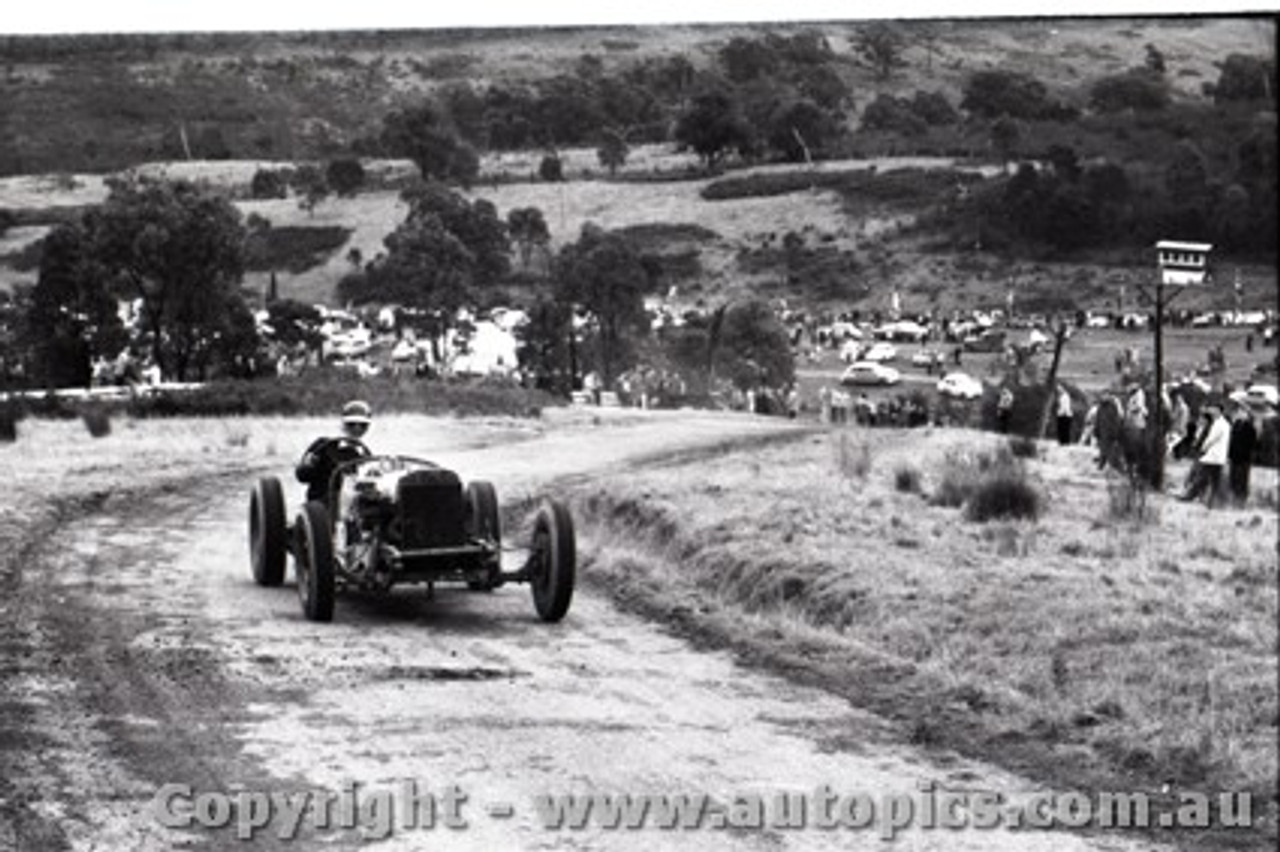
[[862, 342, 898, 362], [911, 348, 944, 367], [1231, 384, 1280, 409], [875, 320, 929, 342], [936, 372, 984, 400], [840, 361, 901, 386]]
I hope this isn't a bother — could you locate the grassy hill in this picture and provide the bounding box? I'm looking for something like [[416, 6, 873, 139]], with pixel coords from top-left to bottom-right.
[[0, 17, 1269, 173], [0, 16, 1275, 314]]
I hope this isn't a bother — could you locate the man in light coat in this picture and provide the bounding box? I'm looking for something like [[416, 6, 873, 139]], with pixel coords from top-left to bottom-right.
[[1055, 383, 1074, 445], [1179, 403, 1230, 507]]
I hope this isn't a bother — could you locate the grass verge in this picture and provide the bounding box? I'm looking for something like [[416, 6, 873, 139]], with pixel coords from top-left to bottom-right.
[[567, 427, 1277, 850]]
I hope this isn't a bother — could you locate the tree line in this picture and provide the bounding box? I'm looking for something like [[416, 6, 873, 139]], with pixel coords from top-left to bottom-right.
[[0, 174, 794, 402]]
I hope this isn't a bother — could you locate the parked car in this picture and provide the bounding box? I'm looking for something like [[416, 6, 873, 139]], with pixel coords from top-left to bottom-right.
[[911, 348, 944, 368], [840, 361, 901, 386], [875, 320, 929, 342], [962, 330, 1006, 353], [1231, 383, 1280, 410], [862, 342, 898, 362], [936, 372, 984, 400]]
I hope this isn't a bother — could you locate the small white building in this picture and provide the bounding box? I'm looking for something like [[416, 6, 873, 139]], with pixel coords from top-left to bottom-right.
[[1155, 240, 1211, 287]]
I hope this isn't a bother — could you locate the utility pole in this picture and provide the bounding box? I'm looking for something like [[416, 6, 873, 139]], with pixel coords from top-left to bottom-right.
[[1152, 270, 1166, 489], [1148, 240, 1212, 490]]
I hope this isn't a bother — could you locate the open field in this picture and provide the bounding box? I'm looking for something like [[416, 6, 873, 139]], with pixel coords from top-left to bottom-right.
[[567, 424, 1279, 850]]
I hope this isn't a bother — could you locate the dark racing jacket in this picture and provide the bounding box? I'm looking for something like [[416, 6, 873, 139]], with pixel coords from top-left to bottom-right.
[[295, 436, 370, 504]]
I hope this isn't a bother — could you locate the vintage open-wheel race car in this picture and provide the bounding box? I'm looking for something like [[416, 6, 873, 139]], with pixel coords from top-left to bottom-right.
[[247, 454, 575, 623]]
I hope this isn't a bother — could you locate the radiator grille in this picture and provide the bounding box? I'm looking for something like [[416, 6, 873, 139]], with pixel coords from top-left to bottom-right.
[[396, 469, 466, 548]]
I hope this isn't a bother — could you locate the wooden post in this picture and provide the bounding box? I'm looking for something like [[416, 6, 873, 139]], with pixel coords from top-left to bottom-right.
[[1037, 315, 1071, 439], [1152, 270, 1166, 490]]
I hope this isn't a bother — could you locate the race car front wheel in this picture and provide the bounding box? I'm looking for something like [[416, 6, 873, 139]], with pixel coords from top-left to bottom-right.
[[529, 499, 575, 623], [465, 480, 502, 591], [250, 477, 287, 587], [295, 501, 335, 623]]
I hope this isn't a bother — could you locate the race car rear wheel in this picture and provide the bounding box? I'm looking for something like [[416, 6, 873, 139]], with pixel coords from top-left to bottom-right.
[[250, 477, 287, 587], [295, 501, 335, 623], [529, 499, 575, 623], [465, 480, 502, 591]]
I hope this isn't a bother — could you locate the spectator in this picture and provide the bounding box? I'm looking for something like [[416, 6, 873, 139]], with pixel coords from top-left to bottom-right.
[[997, 387, 1014, 434], [1168, 391, 1191, 458], [832, 390, 850, 424], [1055, 384, 1074, 445], [1094, 394, 1126, 470], [1080, 401, 1098, 447], [1179, 403, 1229, 507], [1125, 384, 1148, 433], [1177, 407, 1212, 495], [855, 393, 874, 426], [1228, 403, 1258, 506]]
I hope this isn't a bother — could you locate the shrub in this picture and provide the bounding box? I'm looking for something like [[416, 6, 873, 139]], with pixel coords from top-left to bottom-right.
[[326, 158, 366, 196], [81, 407, 112, 438], [250, 168, 289, 200], [932, 445, 1038, 519], [243, 226, 352, 273], [965, 470, 1042, 522], [932, 450, 985, 507], [539, 154, 564, 182], [894, 463, 922, 493], [1090, 69, 1171, 113]]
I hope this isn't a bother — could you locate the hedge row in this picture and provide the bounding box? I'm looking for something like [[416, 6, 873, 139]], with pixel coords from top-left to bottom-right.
[[4, 372, 562, 422]]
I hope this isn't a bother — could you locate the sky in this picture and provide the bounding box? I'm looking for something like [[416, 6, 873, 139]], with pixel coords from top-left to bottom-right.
[[2, 1, 1276, 34]]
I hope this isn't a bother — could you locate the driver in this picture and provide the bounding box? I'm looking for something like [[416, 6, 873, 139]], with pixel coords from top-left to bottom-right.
[[295, 400, 374, 506]]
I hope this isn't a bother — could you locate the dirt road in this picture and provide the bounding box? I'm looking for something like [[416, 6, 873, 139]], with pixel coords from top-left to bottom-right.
[[1, 411, 1166, 851]]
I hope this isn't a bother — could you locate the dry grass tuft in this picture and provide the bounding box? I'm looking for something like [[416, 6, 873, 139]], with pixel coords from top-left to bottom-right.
[[81, 407, 112, 438], [930, 449, 983, 507], [832, 431, 872, 481], [893, 463, 922, 494]]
